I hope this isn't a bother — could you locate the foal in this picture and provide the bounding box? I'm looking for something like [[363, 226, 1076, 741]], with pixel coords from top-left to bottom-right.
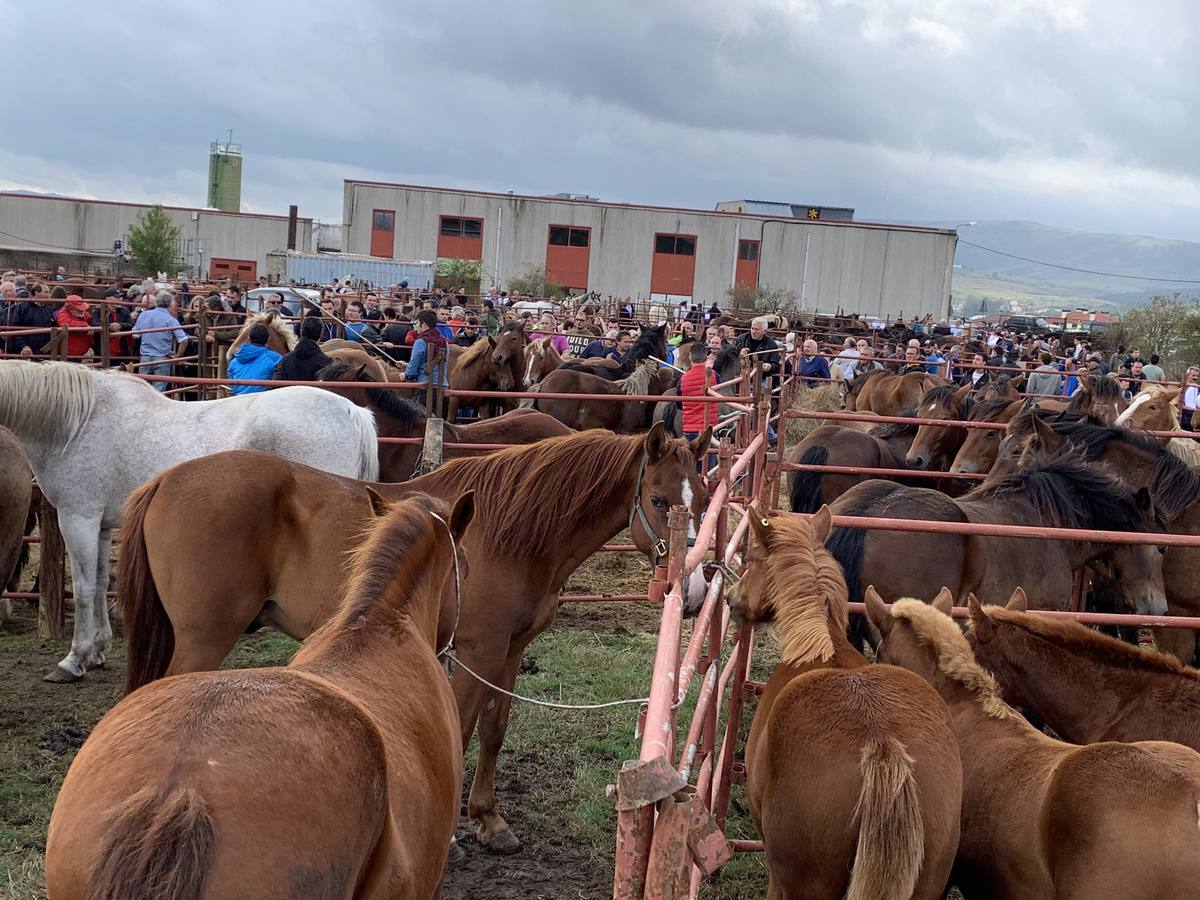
[[731, 507, 961, 900], [968, 587, 1200, 752], [48, 492, 472, 900], [869, 589, 1200, 900]]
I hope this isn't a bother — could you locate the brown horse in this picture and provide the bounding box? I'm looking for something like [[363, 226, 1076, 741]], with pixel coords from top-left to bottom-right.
[[533, 362, 673, 432], [947, 398, 1025, 475], [869, 590, 1200, 900], [787, 420, 915, 513], [118, 423, 712, 852], [0, 426, 32, 623], [227, 311, 295, 360], [846, 370, 944, 416], [1065, 372, 1128, 425], [321, 344, 393, 382], [1116, 385, 1200, 465], [826, 450, 1167, 616], [967, 587, 1200, 752], [48, 492, 472, 900], [521, 334, 564, 387], [999, 413, 1200, 664], [316, 358, 571, 480], [731, 507, 961, 900], [446, 328, 524, 423], [905, 383, 973, 471]]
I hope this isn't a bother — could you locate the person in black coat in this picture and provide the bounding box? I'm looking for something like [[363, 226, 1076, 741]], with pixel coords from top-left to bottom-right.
[[273, 314, 333, 382], [4, 288, 56, 355]]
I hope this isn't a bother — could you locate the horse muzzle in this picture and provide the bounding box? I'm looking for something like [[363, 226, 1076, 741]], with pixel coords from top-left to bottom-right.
[[905, 452, 931, 470], [1134, 587, 1169, 617]]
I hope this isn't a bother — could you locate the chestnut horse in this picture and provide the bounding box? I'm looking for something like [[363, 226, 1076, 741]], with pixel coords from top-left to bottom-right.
[[1116, 385, 1200, 466], [845, 370, 944, 416], [826, 451, 1167, 617], [118, 423, 712, 852], [521, 334, 564, 387], [316, 358, 570, 480], [731, 507, 961, 900], [446, 324, 527, 422], [787, 420, 915, 513], [48, 492, 472, 900], [968, 587, 1200, 752], [1000, 413, 1200, 664], [1065, 372, 1128, 425], [869, 590, 1200, 900], [905, 383, 974, 471]]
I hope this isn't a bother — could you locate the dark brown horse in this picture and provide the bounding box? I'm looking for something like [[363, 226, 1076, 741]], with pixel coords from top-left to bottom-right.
[[905, 383, 973, 471], [49, 493, 471, 900], [870, 591, 1200, 900], [731, 507, 961, 899], [446, 324, 527, 422], [316, 358, 570, 480], [846, 370, 944, 417], [968, 587, 1200, 752], [118, 423, 712, 852], [533, 362, 674, 432], [787, 420, 915, 513], [826, 450, 1167, 616], [1066, 372, 1128, 425]]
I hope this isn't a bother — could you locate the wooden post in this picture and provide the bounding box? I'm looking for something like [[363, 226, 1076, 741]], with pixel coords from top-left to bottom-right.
[[37, 491, 66, 640], [98, 298, 110, 369], [197, 307, 209, 401]]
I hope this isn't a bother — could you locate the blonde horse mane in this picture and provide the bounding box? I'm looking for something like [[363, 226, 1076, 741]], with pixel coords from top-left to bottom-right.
[[1125, 385, 1200, 466], [0, 360, 140, 443], [889, 599, 1018, 720], [455, 336, 493, 370], [229, 312, 297, 358], [753, 514, 849, 665], [619, 361, 657, 396]]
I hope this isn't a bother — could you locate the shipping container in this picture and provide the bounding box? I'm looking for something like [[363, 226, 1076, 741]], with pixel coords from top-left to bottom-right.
[[270, 251, 435, 289]]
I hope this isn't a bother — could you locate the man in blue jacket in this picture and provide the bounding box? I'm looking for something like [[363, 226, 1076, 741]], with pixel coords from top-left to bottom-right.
[[401, 308, 450, 386], [227, 323, 282, 395]]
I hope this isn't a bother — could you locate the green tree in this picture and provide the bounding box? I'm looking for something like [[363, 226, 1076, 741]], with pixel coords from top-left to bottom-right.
[[1120, 293, 1200, 376], [125, 205, 182, 276], [725, 283, 799, 317], [506, 265, 565, 299]]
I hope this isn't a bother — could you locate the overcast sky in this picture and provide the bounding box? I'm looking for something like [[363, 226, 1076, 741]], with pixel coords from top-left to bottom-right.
[[4, 0, 1199, 242]]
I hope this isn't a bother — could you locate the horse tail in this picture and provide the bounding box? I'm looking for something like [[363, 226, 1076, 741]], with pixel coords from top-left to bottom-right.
[[87, 785, 215, 900], [845, 737, 924, 900], [826, 522, 864, 604], [789, 445, 827, 514], [349, 405, 380, 481], [120, 479, 173, 693]]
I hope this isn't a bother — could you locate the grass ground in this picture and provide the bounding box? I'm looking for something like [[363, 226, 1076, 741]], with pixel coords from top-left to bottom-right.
[[0, 539, 776, 899]]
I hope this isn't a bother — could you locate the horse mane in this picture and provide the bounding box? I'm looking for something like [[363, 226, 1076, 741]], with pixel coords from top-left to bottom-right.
[[231, 312, 297, 355], [1013, 415, 1200, 521], [968, 450, 1147, 532], [619, 362, 657, 395], [0, 360, 148, 443], [332, 494, 449, 626], [455, 336, 493, 369], [1067, 372, 1122, 410], [975, 604, 1200, 682], [414, 430, 679, 558], [623, 326, 665, 367], [848, 368, 886, 399], [752, 515, 850, 665], [967, 398, 1019, 422], [920, 383, 971, 417], [888, 599, 1019, 720], [870, 400, 919, 439], [316, 358, 424, 430]]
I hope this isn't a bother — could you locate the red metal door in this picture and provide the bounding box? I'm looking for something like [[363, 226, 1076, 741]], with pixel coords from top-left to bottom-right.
[[370, 208, 395, 258], [210, 257, 257, 281], [734, 239, 760, 289], [545, 225, 591, 290], [437, 216, 483, 260], [650, 234, 697, 297]]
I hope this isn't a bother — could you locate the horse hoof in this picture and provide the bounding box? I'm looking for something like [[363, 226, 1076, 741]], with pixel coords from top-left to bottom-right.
[[447, 839, 467, 867], [479, 827, 522, 855], [43, 665, 82, 684]]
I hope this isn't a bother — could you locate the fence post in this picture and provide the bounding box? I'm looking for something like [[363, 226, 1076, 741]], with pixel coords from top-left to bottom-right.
[[37, 490, 66, 640], [196, 309, 209, 401], [98, 298, 110, 369]]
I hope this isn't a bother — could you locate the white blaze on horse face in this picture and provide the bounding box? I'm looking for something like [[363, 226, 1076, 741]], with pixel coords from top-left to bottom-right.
[[1114, 391, 1148, 426], [523, 347, 537, 388], [681, 477, 696, 540]]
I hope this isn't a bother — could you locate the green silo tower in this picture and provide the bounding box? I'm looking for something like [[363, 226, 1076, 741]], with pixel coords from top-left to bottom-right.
[[207, 139, 242, 212]]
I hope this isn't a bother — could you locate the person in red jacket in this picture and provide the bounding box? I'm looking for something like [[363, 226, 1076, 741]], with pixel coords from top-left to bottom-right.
[[55, 295, 94, 359], [679, 342, 716, 470]]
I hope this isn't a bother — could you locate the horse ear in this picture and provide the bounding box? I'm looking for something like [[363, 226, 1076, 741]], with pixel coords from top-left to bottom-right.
[[1031, 415, 1057, 453], [365, 487, 390, 518], [1077, 372, 1095, 392], [932, 587, 954, 616], [1134, 486, 1152, 513], [448, 491, 475, 541], [1006, 587, 1028, 611], [954, 381, 972, 405], [688, 427, 713, 461], [810, 505, 833, 544], [966, 593, 987, 625], [644, 420, 670, 462], [747, 503, 772, 547], [864, 585, 892, 636], [487, 336, 497, 350], [1163, 387, 1182, 405], [354, 364, 369, 382]]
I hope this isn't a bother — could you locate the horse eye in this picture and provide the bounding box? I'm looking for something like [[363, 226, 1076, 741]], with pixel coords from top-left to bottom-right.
[[1158, 546, 1168, 555], [987, 431, 997, 439], [651, 496, 668, 510]]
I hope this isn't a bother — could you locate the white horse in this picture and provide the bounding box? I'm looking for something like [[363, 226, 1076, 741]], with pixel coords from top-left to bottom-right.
[[0, 361, 379, 682]]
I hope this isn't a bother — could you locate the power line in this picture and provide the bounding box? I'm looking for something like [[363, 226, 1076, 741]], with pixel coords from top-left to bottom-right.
[[957, 239, 1200, 285], [0, 228, 114, 255]]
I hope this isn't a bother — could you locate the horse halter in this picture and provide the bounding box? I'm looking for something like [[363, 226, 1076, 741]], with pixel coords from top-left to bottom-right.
[[427, 510, 462, 662], [628, 448, 700, 568]]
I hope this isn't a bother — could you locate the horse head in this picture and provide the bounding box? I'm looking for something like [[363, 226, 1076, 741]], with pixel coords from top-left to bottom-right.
[[906, 383, 972, 470]]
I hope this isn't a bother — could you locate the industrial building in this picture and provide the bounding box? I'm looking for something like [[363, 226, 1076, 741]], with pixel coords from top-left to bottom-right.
[[343, 181, 957, 319], [0, 191, 311, 280]]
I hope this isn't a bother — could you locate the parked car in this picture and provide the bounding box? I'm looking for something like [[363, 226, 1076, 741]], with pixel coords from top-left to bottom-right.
[[1001, 315, 1059, 336], [244, 286, 321, 316]]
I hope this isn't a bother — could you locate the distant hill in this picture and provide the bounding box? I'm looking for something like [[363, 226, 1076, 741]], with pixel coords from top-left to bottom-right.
[[921, 220, 1200, 314]]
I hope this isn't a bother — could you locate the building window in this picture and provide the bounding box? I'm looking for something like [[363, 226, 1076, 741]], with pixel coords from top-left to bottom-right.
[[549, 226, 590, 247], [738, 239, 759, 261], [655, 234, 696, 256], [373, 209, 395, 231], [440, 216, 483, 239]]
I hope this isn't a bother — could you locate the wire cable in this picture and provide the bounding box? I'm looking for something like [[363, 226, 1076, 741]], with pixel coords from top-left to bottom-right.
[[957, 239, 1200, 284]]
